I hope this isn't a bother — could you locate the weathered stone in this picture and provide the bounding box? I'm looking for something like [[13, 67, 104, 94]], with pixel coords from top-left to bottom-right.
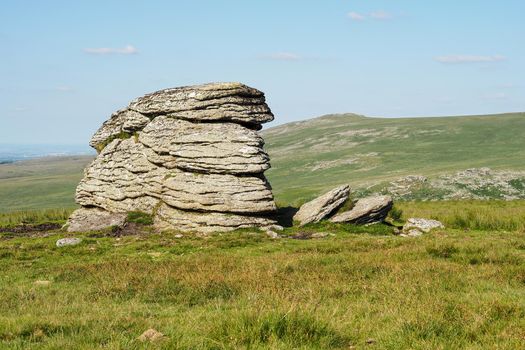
[[293, 185, 350, 225], [76, 138, 163, 213], [71, 82, 277, 234], [154, 204, 277, 234], [129, 82, 273, 126], [89, 108, 150, 150], [67, 207, 127, 232], [162, 170, 276, 214], [402, 218, 444, 236], [140, 116, 270, 174], [330, 195, 393, 224], [56, 237, 82, 247]]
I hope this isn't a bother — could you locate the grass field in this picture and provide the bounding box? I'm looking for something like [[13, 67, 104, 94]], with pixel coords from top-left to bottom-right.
[[0, 156, 92, 213], [264, 112, 525, 205], [1, 200, 525, 349]]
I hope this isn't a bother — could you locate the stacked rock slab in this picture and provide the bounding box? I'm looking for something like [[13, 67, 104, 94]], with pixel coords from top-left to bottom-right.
[[68, 82, 278, 233]]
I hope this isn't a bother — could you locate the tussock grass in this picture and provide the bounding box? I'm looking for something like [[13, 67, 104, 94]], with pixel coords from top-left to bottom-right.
[[0, 208, 74, 227], [397, 200, 525, 231]]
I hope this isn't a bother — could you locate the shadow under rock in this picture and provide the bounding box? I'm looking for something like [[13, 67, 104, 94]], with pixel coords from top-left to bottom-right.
[[275, 206, 299, 228]]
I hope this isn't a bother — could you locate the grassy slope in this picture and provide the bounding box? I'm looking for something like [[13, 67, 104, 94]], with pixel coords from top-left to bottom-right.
[[264, 112, 525, 205], [1, 216, 525, 348], [0, 156, 92, 213]]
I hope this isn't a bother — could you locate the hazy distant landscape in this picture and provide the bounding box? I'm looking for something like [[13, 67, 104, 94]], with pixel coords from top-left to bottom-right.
[[0, 144, 93, 164]]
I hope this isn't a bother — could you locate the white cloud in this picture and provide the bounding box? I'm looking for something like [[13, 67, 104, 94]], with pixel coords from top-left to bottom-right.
[[13, 107, 28, 112], [261, 52, 302, 61], [435, 55, 506, 64], [347, 11, 394, 21], [347, 12, 365, 21], [370, 11, 393, 20], [83, 45, 138, 55]]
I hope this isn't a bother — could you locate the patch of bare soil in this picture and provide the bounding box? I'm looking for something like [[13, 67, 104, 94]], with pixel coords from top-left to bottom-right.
[[0, 223, 62, 239]]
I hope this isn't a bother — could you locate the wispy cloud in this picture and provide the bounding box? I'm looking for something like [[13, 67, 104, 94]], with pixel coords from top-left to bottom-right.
[[347, 12, 365, 21], [83, 45, 138, 55], [347, 11, 394, 21], [435, 55, 506, 64], [370, 11, 392, 20], [13, 107, 28, 112], [260, 52, 302, 61]]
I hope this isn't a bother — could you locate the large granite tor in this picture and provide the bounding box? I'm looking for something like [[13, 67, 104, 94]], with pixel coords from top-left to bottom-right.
[[68, 82, 278, 234]]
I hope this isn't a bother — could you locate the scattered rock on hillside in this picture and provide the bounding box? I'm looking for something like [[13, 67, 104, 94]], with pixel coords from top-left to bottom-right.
[[137, 328, 165, 342], [401, 218, 444, 237], [56, 237, 82, 247], [293, 185, 351, 226], [68, 82, 278, 234], [330, 195, 393, 225], [383, 168, 525, 201]]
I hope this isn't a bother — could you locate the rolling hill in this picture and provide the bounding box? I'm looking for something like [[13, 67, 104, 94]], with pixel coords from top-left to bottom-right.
[[263, 112, 525, 205], [1, 112, 524, 212]]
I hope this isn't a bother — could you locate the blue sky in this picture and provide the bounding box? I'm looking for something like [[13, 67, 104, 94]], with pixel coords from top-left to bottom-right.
[[0, 0, 523, 144]]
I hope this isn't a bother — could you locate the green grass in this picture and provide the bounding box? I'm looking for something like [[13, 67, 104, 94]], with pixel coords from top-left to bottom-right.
[[264, 112, 525, 205], [0, 208, 74, 227], [126, 211, 154, 226], [1, 212, 525, 348], [397, 200, 525, 231]]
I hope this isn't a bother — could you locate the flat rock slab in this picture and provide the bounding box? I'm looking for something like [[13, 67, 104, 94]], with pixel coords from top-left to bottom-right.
[[154, 204, 277, 234], [129, 82, 273, 126], [67, 207, 127, 232], [330, 195, 393, 225], [293, 185, 350, 225], [140, 116, 270, 175], [56, 237, 82, 247]]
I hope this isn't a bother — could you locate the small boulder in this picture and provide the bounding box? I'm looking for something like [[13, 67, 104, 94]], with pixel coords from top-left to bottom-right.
[[401, 218, 444, 237], [330, 195, 393, 224], [138, 328, 165, 342], [67, 207, 127, 232], [293, 185, 350, 226], [56, 237, 82, 247]]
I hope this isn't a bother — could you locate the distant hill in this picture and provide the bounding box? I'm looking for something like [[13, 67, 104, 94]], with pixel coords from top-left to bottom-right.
[[263, 112, 525, 205]]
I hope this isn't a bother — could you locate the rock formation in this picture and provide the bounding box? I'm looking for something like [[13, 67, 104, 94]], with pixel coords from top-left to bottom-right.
[[330, 195, 393, 225], [293, 185, 350, 226], [68, 82, 278, 233]]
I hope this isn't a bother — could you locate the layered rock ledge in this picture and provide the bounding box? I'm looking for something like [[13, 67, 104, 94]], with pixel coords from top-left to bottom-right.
[[69, 82, 278, 233]]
